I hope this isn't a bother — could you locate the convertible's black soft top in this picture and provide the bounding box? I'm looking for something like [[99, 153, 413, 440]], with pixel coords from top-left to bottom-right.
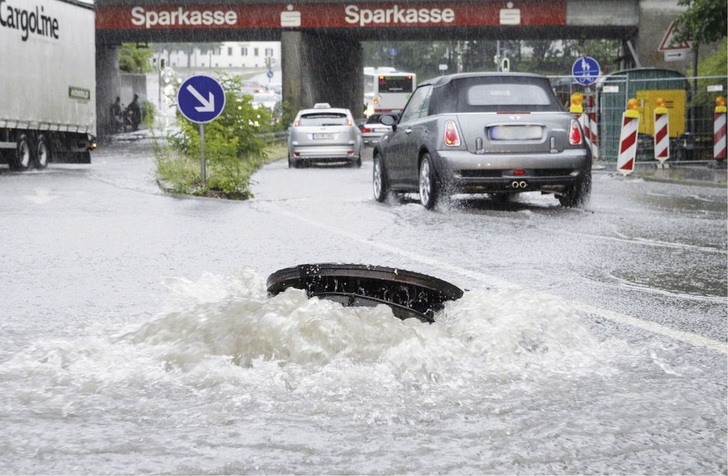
[[425, 73, 564, 115]]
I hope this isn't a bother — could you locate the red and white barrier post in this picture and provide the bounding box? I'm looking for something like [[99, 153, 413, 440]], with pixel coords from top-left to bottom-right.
[[588, 111, 599, 161], [617, 98, 640, 176], [714, 96, 726, 165], [653, 97, 669, 168], [586, 92, 598, 161]]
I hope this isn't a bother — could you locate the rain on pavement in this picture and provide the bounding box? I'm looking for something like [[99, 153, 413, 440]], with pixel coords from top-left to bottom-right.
[[0, 138, 726, 474]]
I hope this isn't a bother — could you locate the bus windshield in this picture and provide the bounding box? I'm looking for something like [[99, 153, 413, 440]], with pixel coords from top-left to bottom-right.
[[364, 68, 416, 116]]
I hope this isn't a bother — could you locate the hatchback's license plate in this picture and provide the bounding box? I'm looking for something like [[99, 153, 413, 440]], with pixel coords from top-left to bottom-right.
[[313, 133, 334, 140], [489, 125, 542, 140]]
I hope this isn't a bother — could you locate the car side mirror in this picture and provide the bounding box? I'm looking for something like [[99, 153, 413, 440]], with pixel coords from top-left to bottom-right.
[[380, 114, 396, 126]]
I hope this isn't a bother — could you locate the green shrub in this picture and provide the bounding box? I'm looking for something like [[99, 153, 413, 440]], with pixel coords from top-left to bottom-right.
[[161, 72, 276, 199], [153, 141, 201, 194], [142, 100, 156, 128]]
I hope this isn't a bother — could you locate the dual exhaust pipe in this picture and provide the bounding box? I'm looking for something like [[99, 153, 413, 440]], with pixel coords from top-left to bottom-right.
[[511, 180, 528, 189]]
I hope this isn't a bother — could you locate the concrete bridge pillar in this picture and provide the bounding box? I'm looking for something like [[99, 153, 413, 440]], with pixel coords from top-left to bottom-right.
[[95, 44, 121, 138], [282, 31, 363, 117]]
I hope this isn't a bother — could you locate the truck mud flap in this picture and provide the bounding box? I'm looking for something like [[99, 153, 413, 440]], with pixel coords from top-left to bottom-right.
[[266, 263, 464, 323]]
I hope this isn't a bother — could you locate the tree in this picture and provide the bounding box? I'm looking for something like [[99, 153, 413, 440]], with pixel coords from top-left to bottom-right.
[[672, 0, 727, 47], [118, 43, 154, 73]]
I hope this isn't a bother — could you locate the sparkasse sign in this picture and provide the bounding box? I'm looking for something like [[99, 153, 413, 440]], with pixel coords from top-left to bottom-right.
[[130, 6, 237, 29], [343, 5, 455, 27], [96, 1, 566, 30]]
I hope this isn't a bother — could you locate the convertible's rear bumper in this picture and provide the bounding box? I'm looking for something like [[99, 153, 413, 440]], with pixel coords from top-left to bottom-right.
[[435, 149, 591, 193]]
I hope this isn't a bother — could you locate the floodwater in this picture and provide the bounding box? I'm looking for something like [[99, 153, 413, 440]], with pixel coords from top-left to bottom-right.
[[0, 139, 725, 474]]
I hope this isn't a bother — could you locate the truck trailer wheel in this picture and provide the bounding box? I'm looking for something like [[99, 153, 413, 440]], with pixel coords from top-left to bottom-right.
[[11, 134, 33, 171], [34, 134, 50, 169]]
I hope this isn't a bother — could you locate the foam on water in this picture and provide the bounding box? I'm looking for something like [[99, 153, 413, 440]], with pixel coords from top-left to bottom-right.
[[0, 268, 687, 399], [111, 268, 619, 386], [1, 269, 723, 474]]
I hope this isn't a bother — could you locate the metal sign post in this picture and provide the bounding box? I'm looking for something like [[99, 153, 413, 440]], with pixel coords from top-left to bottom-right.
[[199, 123, 206, 185], [177, 75, 225, 188]]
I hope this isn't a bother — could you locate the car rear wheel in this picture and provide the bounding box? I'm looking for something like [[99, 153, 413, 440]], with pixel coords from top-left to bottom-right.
[[288, 156, 301, 168], [558, 172, 592, 207], [419, 153, 439, 210], [372, 154, 390, 202]]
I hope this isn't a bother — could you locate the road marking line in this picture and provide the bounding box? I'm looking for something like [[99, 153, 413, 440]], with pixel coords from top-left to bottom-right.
[[266, 203, 727, 354]]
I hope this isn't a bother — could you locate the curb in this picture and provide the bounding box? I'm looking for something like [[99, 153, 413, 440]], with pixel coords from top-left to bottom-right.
[[594, 161, 727, 188]]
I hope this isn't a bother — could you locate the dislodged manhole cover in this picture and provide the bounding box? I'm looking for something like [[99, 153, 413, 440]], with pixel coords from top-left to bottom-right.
[[266, 263, 464, 323]]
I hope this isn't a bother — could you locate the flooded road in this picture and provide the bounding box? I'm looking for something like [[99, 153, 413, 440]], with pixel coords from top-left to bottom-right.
[[0, 139, 725, 474]]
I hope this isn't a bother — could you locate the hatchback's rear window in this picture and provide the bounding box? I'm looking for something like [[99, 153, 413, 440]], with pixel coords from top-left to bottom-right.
[[299, 113, 349, 126]]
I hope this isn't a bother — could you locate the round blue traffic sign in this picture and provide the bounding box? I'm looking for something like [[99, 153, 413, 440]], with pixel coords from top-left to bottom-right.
[[177, 75, 225, 123], [572, 56, 601, 86]]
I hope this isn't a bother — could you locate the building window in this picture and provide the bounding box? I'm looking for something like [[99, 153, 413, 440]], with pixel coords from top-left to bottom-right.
[[254, 48, 259, 57], [265, 48, 274, 57], [227, 47, 233, 56], [241, 47, 248, 56]]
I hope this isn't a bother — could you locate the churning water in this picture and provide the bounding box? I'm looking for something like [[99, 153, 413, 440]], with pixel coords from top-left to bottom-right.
[[1, 269, 725, 474]]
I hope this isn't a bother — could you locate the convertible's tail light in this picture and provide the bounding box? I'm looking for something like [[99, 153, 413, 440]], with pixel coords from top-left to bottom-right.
[[569, 119, 583, 145], [444, 120, 461, 147]]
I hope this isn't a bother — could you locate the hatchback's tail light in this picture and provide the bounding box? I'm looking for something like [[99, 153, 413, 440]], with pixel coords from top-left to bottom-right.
[[569, 119, 583, 145], [293, 119, 300, 127], [444, 120, 461, 147]]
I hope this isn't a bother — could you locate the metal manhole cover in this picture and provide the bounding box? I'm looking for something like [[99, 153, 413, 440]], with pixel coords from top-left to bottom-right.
[[267, 263, 464, 323]]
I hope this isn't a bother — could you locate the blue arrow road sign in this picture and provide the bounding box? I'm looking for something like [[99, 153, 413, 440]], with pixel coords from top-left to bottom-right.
[[177, 75, 225, 123], [572, 56, 601, 86]]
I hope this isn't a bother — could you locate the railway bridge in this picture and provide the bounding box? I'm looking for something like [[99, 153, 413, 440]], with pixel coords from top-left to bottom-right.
[[95, 0, 688, 133]]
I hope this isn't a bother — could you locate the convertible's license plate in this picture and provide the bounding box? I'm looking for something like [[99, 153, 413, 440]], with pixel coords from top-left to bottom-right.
[[313, 133, 333, 140], [489, 125, 542, 140]]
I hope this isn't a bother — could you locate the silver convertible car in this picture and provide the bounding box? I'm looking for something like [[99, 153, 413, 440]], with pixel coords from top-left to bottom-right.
[[372, 72, 592, 209], [288, 103, 362, 168]]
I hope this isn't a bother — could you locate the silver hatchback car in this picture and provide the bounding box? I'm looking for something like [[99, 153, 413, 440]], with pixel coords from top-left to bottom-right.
[[372, 73, 592, 209], [288, 103, 362, 168]]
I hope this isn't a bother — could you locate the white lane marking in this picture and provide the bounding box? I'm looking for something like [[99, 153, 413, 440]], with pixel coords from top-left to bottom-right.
[[265, 203, 728, 354], [24, 188, 58, 204], [556, 229, 726, 255]]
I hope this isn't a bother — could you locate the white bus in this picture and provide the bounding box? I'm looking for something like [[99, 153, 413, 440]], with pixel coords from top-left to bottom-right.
[[363, 67, 416, 117]]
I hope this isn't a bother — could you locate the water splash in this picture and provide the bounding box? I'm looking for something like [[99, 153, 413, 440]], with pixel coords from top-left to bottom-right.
[[117, 269, 615, 386]]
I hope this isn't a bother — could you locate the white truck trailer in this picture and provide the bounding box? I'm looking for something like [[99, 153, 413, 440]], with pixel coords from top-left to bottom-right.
[[0, 0, 96, 170]]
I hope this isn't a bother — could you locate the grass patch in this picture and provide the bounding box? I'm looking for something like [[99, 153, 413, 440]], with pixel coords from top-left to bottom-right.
[[153, 136, 287, 199]]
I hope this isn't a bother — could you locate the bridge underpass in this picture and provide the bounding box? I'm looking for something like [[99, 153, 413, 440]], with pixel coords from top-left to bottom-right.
[[95, 0, 686, 137]]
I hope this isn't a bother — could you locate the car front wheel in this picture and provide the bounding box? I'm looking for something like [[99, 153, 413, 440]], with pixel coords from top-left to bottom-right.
[[419, 153, 439, 210], [372, 154, 389, 202]]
